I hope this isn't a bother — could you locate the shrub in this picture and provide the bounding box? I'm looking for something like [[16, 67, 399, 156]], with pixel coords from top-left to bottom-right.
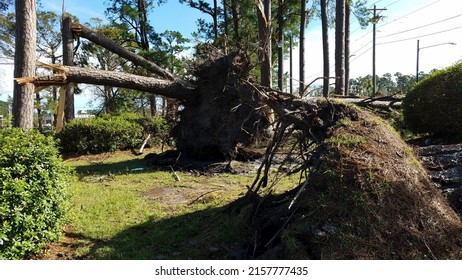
[[57, 116, 144, 154], [0, 129, 70, 259], [403, 63, 462, 141]]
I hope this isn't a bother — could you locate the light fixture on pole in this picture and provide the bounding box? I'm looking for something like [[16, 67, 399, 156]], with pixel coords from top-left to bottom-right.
[[416, 40, 456, 82]]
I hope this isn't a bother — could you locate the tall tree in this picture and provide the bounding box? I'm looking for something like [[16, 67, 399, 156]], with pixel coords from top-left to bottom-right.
[[0, 10, 15, 58], [256, 0, 272, 88], [12, 0, 36, 129], [77, 19, 133, 114], [62, 13, 75, 122], [106, 0, 165, 117], [320, 0, 329, 97], [299, 0, 306, 94], [334, 0, 345, 95], [277, 0, 285, 91], [344, 0, 350, 95], [106, 0, 160, 51], [36, 10, 62, 129], [179, 0, 219, 42]]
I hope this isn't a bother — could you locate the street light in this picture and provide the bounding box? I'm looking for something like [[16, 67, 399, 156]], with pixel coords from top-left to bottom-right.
[[416, 40, 456, 82]]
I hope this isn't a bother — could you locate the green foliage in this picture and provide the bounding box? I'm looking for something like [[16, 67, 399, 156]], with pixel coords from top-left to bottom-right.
[[0, 100, 8, 115], [57, 116, 144, 154], [0, 10, 15, 57], [403, 63, 462, 141], [57, 114, 172, 154], [0, 128, 69, 259], [106, 113, 171, 145]]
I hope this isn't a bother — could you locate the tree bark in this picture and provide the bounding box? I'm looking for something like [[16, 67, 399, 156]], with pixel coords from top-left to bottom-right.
[[299, 0, 306, 95], [335, 0, 345, 95], [19, 65, 195, 101], [62, 13, 75, 122], [256, 0, 272, 88], [230, 0, 241, 48], [72, 22, 177, 81], [12, 0, 36, 130], [320, 0, 329, 97], [344, 1, 351, 96], [277, 0, 285, 91]]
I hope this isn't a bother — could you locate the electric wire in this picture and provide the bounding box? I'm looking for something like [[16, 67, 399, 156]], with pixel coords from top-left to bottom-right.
[[378, 13, 462, 39], [378, 26, 462, 45]]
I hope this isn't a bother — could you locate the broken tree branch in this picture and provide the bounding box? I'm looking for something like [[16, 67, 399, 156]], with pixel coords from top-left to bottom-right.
[[17, 64, 195, 101], [71, 22, 177, 81]]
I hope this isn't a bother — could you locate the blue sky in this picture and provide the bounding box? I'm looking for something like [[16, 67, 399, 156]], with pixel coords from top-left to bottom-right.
[[42, 0, 207, 39], [1, 0, 461, 108]]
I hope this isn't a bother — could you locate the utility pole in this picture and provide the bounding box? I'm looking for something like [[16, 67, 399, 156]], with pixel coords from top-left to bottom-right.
[[368, 5, 386, 96]]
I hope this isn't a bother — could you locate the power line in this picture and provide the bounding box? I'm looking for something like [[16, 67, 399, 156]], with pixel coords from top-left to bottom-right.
[[378, 0, 441, 29], [368, 0, 385, 9], [352, 0, 442, 44], [383, 0, 402, 9], [351, 46, 373, 63], [378, 13, 462, 39], [378, 26, 462, 45], [352, 39, 373, 54]]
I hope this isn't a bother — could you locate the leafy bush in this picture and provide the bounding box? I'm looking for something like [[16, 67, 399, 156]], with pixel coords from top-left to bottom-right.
[[132, 115, 171, 146], [403, 63, 462, 141], [57, 116, 144, 154], [0, 129, 70, 259]]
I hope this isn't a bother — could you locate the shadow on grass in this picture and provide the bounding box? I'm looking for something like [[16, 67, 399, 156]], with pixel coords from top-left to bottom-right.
[[74, 199, 252, 260], [73, 158, 153, 180]]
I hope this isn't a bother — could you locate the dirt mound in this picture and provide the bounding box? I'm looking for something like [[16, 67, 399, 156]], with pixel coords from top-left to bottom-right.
[[247, 101, 462, 259]]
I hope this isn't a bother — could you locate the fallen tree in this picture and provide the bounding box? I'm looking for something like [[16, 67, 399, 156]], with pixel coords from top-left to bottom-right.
[[18, 21, 271, 160], [17, 20, 462, 260]]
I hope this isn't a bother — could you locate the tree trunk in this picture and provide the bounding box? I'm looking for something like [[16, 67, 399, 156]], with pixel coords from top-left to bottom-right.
[[320, 0, 329, 97], [19, 20, 273, 161], [299, 0, 306, 95], [344, 1, 351, 96], [51, 54, 58, 127], [12, 0, 36, 130], [277, 0, 285, 91], [72, 22, 177, 81], [335, 0, 345, 95], [35, 92, 42, 131], [149, 95, 157, 117], [62, 13, 75, 122], [19, 65, 194, 101], [257, 0, 272, 88], [213, 0, 218, 41], [223, 0, 228, 36]]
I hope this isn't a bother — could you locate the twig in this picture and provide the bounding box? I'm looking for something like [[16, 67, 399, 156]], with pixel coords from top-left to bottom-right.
[[137, 133, 151, 155], [188, 189, 220, 206], [264, 205, 300, 248]]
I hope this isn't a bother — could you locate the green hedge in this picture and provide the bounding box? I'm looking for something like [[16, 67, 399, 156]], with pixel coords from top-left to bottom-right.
[[57, 116, 144, 154], [403, 63, 462, 141], [0, 129, 70, 259]]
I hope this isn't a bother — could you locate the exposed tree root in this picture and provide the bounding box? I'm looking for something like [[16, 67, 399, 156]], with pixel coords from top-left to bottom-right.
[[243, 99, 462, 259]]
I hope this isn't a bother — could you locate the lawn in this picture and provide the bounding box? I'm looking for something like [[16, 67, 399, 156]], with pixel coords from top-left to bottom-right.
[[38, 148, 293, 260]]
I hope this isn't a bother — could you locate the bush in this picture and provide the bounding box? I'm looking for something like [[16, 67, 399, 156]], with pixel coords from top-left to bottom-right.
[[403, 63, 462, 141], [0, 129, 70, 259], [57, 116, 144, 154]]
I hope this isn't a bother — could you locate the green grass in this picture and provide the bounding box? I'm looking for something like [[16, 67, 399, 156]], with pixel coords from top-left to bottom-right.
[[41, 149, 297, 260]]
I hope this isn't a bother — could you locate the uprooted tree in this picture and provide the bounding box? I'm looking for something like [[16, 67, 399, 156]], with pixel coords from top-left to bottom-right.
[[18, 18, 275, 160], [17, 17, 462, 259]]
